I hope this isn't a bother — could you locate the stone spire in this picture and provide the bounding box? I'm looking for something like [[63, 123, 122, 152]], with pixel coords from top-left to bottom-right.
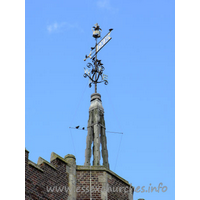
[[84, 93, 109, 169]]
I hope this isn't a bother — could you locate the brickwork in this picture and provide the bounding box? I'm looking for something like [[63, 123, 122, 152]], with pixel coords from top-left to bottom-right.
[[76, 170, 103, 199], [25, 150, 133, 200], [107, 172, 132, 200], [25, 150, 69, 200], [76, 166, 134, 200]]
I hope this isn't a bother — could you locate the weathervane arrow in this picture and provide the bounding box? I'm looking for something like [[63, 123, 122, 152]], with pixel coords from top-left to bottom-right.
[[84, 28, 113, 61], [83, 23, 113, 93]]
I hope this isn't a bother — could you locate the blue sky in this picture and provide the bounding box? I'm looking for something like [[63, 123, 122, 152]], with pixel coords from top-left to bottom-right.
[[25, 0, 175, 199]]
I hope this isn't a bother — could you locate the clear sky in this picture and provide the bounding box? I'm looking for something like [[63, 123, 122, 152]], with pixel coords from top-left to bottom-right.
[[25, 0, 175, 199]]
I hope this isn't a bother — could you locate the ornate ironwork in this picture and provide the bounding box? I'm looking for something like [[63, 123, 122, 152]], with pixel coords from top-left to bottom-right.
[[83, 23, 113, 93], [84, 58, 108, 88]]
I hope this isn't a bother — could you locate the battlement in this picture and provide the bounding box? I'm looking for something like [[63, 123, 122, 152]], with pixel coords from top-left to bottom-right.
[[25, 149, 70, 200], [37, 157, 57, 171], [28, 160, 44, 172], [25, 149, 133, 200]]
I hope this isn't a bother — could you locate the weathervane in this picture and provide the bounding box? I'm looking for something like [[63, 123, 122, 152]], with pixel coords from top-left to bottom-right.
[[83, 23, 113, 93]]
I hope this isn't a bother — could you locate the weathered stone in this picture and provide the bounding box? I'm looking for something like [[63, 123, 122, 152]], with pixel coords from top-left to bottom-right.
[[85, 93, 109, 169], [65, 154, 77, 200]]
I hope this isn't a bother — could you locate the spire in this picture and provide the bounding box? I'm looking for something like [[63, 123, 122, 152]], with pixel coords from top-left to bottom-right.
[[84, 93, 109, 168], [83, 24, 113, 169]]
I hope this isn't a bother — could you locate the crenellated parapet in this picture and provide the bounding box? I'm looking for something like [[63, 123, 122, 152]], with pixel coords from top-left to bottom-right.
[[25, 149, 76, 200], [25, 148, 133, 200]]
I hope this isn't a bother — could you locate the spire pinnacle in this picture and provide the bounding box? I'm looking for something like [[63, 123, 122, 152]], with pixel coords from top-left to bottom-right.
[[84, 93, 109, 169]]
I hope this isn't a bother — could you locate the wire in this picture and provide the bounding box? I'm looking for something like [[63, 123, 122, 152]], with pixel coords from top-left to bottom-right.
[[68, 81, 88, 158], [106, 131, 123, 134], [69, 127, 87, 131], [104, 86, 123, 130], [69, 127, 123, 134], [104, 86, 124, 171], [69, 128, 76, 157], [114, 134, 123, 171]]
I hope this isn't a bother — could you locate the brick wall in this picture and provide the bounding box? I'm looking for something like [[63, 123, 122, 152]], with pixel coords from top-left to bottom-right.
[[25, 150, 133, 200], [76, 166, 133, 200], [107, 172, 131, 200], [76, 170, 104, 199], [25, 150, 69, 200]]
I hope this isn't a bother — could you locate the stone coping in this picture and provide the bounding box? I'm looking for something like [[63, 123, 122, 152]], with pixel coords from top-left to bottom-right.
[[76, 165, 133, 187], [26, 150, 133, 189], [64, 154, 76, 160], [26, 150, 71, 172], [28, 160, 44, 172], [37, 157, 57, 170], [50, 152, 69, 165]]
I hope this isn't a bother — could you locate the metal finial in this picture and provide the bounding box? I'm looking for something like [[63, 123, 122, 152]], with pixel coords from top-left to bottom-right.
[[83, 24, 113, 93]]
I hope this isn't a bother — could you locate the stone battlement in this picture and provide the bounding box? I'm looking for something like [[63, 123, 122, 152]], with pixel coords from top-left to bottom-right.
[[25, 149, 71, 200], [25, 149, 134, 200]]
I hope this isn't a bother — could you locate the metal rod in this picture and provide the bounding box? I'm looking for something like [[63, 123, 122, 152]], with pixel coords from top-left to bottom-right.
[[95, 38, 97, 93], [105, 131, 123, 134]]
